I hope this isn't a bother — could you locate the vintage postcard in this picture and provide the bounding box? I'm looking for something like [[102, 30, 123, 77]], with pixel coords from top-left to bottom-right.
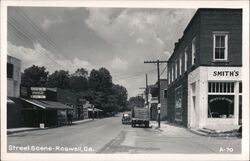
[[1, 0, 249, 161]]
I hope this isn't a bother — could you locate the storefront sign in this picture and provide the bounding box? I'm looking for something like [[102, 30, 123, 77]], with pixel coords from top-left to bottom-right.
[[209, 96, 233, 104], [30, 87, 46, 99], [207, 67, 241, 81], [213, 71, 239, 77]]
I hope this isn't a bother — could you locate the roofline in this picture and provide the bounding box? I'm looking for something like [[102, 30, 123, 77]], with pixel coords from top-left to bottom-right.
[[167, 8, 242, 62]]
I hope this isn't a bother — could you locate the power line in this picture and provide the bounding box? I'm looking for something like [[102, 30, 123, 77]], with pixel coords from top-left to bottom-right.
[[113, 69, 156, 81], [15, 8, 71, 60], [8, 17, 63, 68], [160, 64, 167, 77]]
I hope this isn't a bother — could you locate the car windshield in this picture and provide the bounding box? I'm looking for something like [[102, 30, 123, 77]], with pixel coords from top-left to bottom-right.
[[123, 113, 130, 117]]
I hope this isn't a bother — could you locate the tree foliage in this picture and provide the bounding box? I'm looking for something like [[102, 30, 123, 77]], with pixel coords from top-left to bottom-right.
[[21, 65, 49, 87], [128, 96, 145, 109], [21, 65, 128, 113], [46, 70, 70, 89]]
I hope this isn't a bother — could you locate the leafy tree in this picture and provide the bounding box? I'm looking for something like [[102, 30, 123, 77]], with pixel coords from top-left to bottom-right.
[[21, 65, 49, 87], [72, 68, 88, 77], [69, 68, 88, 92], [46, 70, 70, 89], [89, 68, 112, 92], [128, 96, 145, 108], [111, 84, 128, 111]]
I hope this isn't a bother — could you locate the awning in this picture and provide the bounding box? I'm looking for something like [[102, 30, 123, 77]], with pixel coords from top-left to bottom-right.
[[7, 97, 15, 104], [88, 108, 103, 112], [21, 98, 73, 110]]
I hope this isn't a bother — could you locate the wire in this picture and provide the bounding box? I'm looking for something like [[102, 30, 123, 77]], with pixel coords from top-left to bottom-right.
[[15, 8, 71, 60], [160, 64, 167, 77], [8, 16, 63, 68], [113, 69, 156, 81]]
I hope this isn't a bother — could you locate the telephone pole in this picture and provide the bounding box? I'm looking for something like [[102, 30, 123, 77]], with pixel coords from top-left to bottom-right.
[[146, 74, 149, 106], [144, 59, 167, 128]]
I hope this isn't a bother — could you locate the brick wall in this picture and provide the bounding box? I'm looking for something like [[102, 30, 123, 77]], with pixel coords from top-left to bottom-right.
[[166, 75, 188, 127], [199, 9, 242, 66]]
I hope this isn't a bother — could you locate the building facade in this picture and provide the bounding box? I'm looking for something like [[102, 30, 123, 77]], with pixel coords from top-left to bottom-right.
[[7, 55, 24, 128], [166, 9, 242, 129], [7, 55, 21, 97], [148, 79, 168, 121]]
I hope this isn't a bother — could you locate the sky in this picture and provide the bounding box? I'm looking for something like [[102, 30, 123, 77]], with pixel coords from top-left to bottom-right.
[[7, 7, 196, 97]]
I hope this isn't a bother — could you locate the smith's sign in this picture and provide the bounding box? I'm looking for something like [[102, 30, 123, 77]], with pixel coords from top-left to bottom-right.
[[207, 67, 241, 81], [213, 70, 239, 77]]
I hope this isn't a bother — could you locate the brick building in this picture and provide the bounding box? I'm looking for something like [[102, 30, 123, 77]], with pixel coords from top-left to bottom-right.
[[166, 9, 242, 129]]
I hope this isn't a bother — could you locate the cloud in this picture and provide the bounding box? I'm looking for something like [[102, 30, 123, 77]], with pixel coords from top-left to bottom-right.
[[7, 42, 94, 73], [41, 17, 63, 30], [84, 8, 196, 97], [111, 56, 128, 71]]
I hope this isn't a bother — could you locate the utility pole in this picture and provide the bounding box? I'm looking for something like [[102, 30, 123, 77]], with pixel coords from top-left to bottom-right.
[[144, 59, 167, 128], [146, 74, 149, 106]]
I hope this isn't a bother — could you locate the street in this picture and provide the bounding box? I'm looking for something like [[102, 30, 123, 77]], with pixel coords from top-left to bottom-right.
[[7, 114, 241, 154]]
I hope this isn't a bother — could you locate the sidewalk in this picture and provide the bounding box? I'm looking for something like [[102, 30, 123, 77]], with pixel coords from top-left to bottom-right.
[[7, 118, 94, 135], [150, 121, 241, 137]]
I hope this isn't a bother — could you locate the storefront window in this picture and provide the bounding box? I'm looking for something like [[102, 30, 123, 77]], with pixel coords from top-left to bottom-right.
[[239, 82, 242, 125], [208, 82, 235, 118]]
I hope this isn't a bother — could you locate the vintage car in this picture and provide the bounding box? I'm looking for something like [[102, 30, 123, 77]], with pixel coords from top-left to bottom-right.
[[122, 113, 131, 125]]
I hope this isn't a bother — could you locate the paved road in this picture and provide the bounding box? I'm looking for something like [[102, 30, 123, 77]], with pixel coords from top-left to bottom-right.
[[7, 114, 241, 154]]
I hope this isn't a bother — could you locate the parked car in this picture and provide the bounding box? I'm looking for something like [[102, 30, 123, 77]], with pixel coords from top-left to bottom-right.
[[122, 113, 131, 124]]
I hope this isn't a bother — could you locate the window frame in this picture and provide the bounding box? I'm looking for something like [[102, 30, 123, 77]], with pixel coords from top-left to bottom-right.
[[213, 32, 228, 61], [184, 48, 188, 72], [191, 37, 196, 65], [175, 60, 177, 79], [179, 54, 182, 76]]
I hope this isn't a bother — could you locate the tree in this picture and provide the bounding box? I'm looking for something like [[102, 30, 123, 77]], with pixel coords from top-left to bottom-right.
[[69, 68, 88, 92], [111, 84, 128, 111], [128, 96, 145, 109], [21, 65, 49, 87], [46, 70, 70, 89], [89, 68, 112, 92], [72, 68, 88, 78]]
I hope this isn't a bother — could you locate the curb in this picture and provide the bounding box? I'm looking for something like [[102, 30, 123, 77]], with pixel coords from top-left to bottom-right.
[[7, 119, 95, 135], [188, 129, 240, 137], [7, 128, 48, 135]]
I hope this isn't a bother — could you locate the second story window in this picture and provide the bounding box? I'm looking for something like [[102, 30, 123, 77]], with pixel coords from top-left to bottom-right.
[[179, 55, 182, 76], [171, 64, 174, 82], [168, 69, 171, 84], [213, 32, 228, 61], [191, 37, 196, 65], [175, 61, 177, 79], [184, 48, 187, 71], [7, 63, 14, 79]]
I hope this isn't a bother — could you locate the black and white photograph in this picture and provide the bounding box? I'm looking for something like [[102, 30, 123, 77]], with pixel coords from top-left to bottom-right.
[[1, 0, 249, 161]]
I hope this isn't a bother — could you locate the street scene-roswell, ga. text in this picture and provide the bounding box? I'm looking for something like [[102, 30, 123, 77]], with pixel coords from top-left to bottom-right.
[[7, 7, 242, 153]]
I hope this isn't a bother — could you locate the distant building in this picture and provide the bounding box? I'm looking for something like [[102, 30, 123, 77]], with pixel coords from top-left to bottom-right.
[[166, 9, 242, 129], [147, 79, 168, 121], [7, 55, 21, 97], [7, 55, 23, 128], [20, 87, 77, 127]]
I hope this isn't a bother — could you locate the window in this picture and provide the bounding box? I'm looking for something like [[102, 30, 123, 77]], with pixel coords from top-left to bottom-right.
[[171, 65, 174, 82], [179, 55, 182, 76], [208, 82, 235, 118], [168, 69, 171, 84], [213, 32, 228, 61], [191, 37, 196, 65], [184, 48, 187, 71], [175, 61, 177, 79], [163, 89, 167, 99], [7, 63, 14, 78]]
